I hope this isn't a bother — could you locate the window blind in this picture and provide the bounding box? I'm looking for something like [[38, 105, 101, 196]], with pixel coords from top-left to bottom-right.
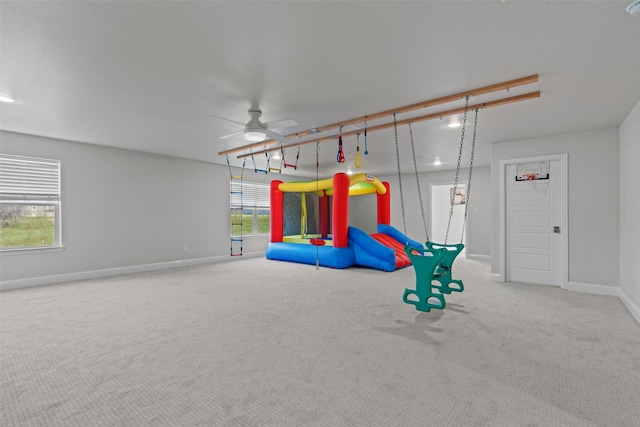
[[230, 182, 270, 208], [0, 154, 61, 200]]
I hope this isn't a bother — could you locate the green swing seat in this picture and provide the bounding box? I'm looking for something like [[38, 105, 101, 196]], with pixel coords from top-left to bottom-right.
[[403, 246, 448, 312], [425, 242, 464, 294]]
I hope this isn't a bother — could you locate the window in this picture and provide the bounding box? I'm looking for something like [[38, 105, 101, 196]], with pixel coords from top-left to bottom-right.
[[230, 181, 270, 236], [0, 154, 62, 250]]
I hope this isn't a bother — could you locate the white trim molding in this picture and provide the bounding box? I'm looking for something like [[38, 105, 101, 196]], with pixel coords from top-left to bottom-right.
[[566, 281, 619, 297], [0, 251, 266, 291], [567, 281, 640, 326], [619, 289, 640, 325]]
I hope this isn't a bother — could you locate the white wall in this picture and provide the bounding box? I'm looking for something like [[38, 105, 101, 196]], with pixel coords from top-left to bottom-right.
[[491, 128, 619, 288], [348, 193, 378, 234], [380, 166, 491, 257], [619, 98, 640, 315], [0, 131, 272, 288]]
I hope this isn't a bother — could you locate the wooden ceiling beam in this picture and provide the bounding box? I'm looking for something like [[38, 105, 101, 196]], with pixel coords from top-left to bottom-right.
[[236, 91, 541, 160], [218, 74, 538, 157]]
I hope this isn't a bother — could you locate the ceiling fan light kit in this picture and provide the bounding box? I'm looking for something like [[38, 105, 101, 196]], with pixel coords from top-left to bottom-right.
[[244, 130, 266, 142], [217, 108, 298, 145]]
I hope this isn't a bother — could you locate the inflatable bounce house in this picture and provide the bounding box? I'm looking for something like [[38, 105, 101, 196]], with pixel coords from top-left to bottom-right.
[[266, 172, 423, 271]]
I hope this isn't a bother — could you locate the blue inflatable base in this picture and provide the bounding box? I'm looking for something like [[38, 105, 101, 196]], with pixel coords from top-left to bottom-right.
[[266, 225, 424, 272], [266, 242, 355, 269]]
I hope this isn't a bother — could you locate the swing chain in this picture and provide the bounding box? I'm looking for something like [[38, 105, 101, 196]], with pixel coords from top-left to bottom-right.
[[445, 96, 470, 244], [460, 108, 479, 243], [408, 122, 429, 242], [393, 113, 408, 243]]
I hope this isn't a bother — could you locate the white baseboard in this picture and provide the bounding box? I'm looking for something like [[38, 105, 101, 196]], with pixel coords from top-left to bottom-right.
[[619, 289, 640, 325], [0, 251, 266, 291], [567, 281, 639, 326], [491, 273, 502, 282], [566, 281, 620, 297]]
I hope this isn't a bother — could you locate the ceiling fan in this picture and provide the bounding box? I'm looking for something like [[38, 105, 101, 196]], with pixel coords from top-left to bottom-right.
[[216, 109, 298, 145]]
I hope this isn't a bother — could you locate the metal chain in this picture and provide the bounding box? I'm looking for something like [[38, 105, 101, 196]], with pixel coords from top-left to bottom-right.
[[393, 113, 408, 243], [460, 108, 479, 243], [445, 96, 470, 244], [408, 122, 429, 242]]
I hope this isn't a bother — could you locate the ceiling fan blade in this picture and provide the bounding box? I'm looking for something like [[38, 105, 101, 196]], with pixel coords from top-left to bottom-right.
[[218, 129, 243, 140], [209, 115, 246, 127], [264, 119, 299, 130], [262, 128, 290, 145]]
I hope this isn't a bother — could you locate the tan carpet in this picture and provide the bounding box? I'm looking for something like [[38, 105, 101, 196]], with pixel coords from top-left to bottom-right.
[[1, 256, 639, 426]]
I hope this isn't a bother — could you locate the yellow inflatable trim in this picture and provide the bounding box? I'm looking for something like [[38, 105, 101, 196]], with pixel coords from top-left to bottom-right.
[[278, 173, 386, 196], [282, 235, 334, 246]]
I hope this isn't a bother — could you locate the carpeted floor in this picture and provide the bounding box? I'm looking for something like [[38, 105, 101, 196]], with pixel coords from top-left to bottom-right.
[[1, 256, 639, 426]]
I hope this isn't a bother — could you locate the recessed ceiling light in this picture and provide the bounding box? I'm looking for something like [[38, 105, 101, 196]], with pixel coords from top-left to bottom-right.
[[448, 122, 461, 128], [0, 95, 17, 103], [434, 159, 442, 166]]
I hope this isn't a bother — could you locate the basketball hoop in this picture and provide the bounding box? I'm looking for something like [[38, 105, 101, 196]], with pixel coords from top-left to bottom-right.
[[523, 173, 538, 181]]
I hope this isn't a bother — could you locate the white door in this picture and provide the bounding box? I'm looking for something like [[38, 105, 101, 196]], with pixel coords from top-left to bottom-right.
[[506, 160, 563, 286]]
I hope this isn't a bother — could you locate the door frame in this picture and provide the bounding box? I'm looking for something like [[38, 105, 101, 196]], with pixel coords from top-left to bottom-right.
[[498, 154, 568, 289]]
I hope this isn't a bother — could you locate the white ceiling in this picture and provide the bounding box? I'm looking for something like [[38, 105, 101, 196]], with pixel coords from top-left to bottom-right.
[[1, 1, 639, 178]]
